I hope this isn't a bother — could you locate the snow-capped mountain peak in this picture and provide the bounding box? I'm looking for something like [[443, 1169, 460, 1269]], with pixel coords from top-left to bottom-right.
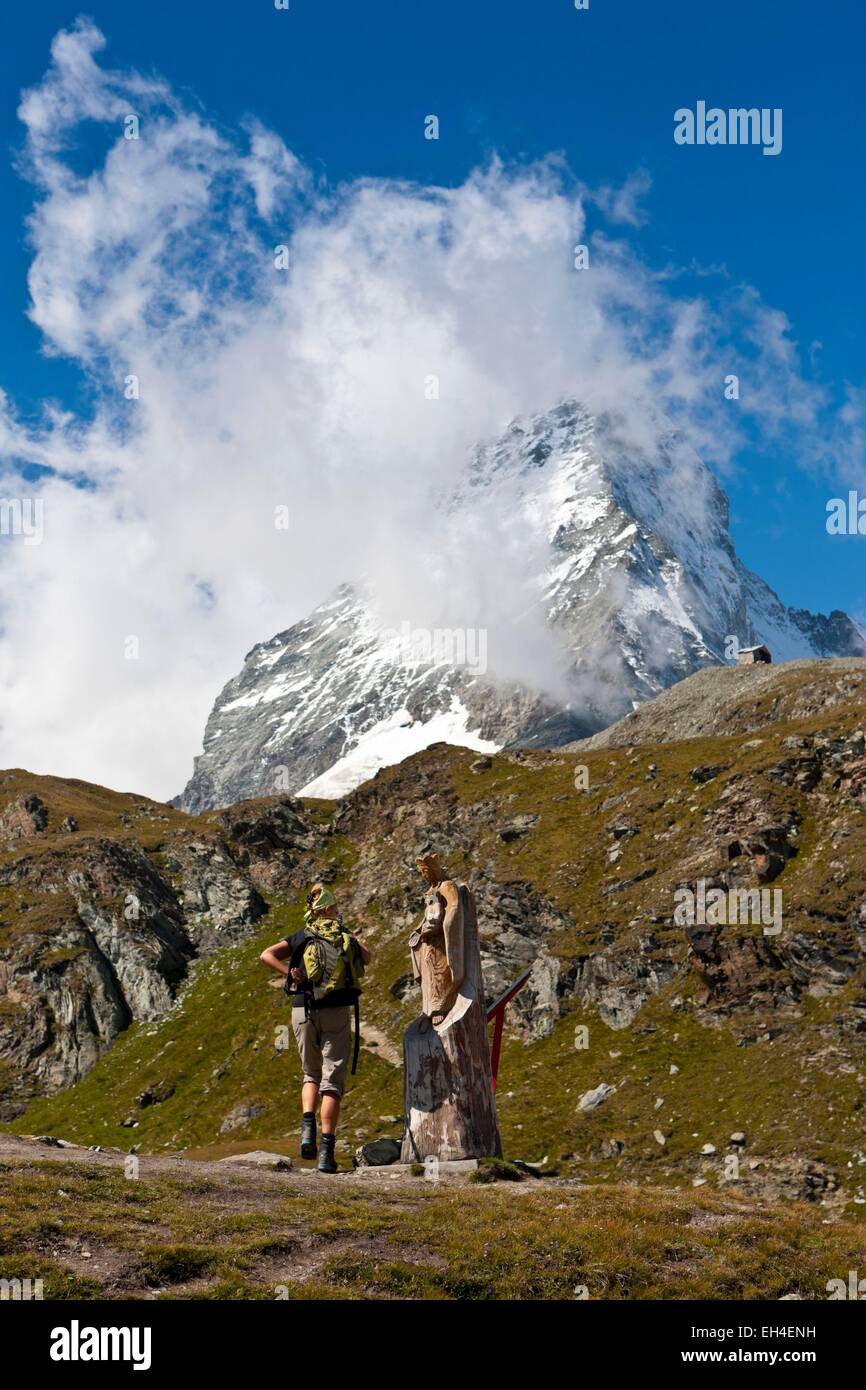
[[177, 402, 866, 809]]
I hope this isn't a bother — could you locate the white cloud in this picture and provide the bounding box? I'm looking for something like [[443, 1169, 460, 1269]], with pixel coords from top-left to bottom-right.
[[0, 20, 857, 798], [241, 120, 308, 219], [590, 168, 653, 228]]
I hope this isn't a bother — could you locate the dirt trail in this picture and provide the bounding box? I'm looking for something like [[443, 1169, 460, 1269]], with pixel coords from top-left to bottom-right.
[[0, 1131, 506, 1195]]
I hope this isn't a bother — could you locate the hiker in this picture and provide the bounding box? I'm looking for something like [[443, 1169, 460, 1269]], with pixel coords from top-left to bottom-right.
[[260, 884, 370, 1173]]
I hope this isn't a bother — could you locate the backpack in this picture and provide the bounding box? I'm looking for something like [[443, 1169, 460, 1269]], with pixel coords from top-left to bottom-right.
[[286, 919, 365, 1073]]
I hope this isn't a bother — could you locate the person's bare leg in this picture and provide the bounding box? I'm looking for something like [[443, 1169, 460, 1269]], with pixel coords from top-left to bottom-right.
[[302, 1081, 319, 1114], [320, 1092, 341, 1134]]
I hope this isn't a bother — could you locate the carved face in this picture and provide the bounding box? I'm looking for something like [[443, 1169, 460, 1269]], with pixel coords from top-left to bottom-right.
[[416, 854, 442, 885]]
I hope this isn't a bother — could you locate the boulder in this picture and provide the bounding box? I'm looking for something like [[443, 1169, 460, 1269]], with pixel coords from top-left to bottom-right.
[[689, 765, 729, 785], [354, 1138, 402, 1167], [577, 1083, 615, 1112], [498, 814, 539, 843], [218, 1151, 292, 1170], [135, 1081, 175, 1108], [219, 1103, 264, 1134]]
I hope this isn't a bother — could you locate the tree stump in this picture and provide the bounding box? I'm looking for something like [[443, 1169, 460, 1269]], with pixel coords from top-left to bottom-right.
[[401, 882, 502, 1161]]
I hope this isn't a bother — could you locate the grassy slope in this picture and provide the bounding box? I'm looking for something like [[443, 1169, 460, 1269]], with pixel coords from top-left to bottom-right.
[[455, 722, 866, 1196], [0, 770, 188, 947], [5, 673, 866, 1210]]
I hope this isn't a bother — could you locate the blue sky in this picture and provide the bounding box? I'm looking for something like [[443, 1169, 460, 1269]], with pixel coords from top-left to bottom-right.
[[0, 1, 864, 794], [1, 0, 863, 613]]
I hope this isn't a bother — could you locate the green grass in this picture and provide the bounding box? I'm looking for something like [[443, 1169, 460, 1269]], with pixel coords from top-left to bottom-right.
[[0, 1153, 863, 1300]]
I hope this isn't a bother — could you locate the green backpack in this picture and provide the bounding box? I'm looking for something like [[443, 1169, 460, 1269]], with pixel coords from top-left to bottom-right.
[[299, 920, 365, 1001], [288, 920, 365, 1073]]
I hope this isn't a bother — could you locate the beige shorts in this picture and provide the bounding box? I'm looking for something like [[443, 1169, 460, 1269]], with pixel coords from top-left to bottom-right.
[[291, 1003, 352, 1097]]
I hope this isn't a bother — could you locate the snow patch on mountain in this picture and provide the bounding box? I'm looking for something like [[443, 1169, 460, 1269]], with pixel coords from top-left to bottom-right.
[[298, 698, 499, 799]]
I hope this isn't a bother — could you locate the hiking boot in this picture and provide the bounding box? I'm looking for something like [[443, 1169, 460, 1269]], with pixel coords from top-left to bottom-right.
[[300, 1112, 317, 1160], [318, 1133, 337, 1174]]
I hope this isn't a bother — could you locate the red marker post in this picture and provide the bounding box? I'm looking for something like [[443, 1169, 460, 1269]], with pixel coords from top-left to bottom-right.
[[486, 966, 533, 1092]]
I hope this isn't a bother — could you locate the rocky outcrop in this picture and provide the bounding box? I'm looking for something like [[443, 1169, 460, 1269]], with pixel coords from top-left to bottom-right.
[[687, 927, 861, 1015], [216, 798, 322, 895], [219, 1102, 264, 1134], [0, 793, 48, 846], [563, 946, 679, 1030], [713, 1154, 843, 1205], [0, 839, 193, 1115], [0, 794, 325, 1118], [160, 834, 267, 953], [474, 878, 574, 1041]]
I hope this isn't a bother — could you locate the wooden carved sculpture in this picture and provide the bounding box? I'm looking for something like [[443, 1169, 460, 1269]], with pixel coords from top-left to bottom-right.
[[401, 853, 502, 1162]]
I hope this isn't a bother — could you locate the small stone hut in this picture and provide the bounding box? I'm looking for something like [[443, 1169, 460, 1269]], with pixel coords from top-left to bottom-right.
[[736, 644, 772, 666]]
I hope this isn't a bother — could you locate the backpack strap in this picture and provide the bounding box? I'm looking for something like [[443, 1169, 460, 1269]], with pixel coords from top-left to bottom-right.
[[284, 930, 315, 1005], [351, 996, 360, 1076]]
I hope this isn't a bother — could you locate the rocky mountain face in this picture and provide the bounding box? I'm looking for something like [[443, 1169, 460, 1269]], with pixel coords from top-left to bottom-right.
[[177, 402, 866, 811], [0, 772, 326, 1118], [6, 660, 866, 1203]]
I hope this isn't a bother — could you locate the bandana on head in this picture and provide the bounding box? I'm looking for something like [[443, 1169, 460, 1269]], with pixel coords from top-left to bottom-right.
[[304, 883, 337, 921]]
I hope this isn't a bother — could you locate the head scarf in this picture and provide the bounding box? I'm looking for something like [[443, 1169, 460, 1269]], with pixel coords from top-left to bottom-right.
[[304, 883, 337, 922]]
